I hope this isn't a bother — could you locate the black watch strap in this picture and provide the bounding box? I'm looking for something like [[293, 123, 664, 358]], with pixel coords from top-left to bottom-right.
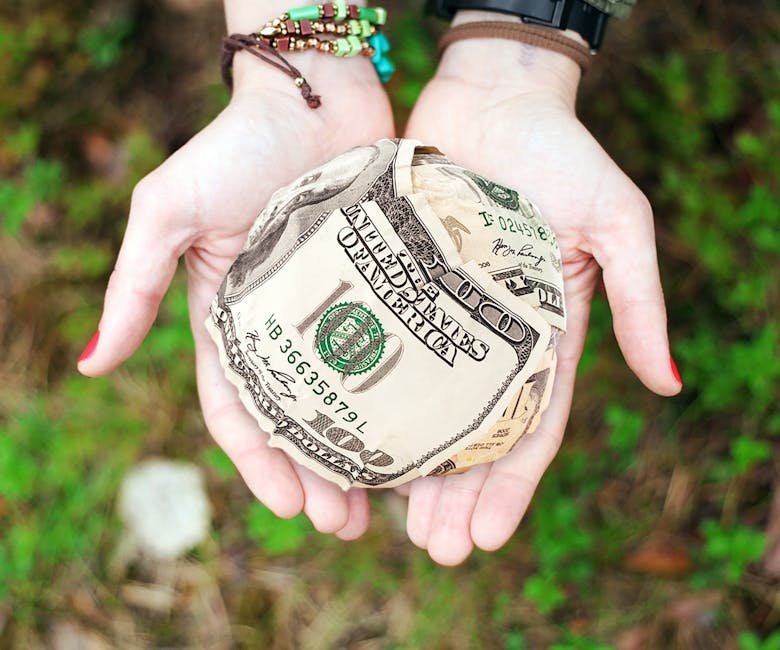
[[428, 0, 609, 51]]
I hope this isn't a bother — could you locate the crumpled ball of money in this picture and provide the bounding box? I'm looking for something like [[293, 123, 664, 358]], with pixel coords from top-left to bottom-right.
[[207, 139, 565, 489]]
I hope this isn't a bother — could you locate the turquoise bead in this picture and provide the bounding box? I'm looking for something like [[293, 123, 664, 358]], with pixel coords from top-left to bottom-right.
[[288, 5, 320, 21], [334, 0, 347, 21], [346, 35, 362, 56], [369, 32, 390, 55], [373, 55, 394, 83]]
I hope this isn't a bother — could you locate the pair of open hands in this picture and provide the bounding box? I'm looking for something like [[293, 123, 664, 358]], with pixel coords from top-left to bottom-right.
[[78, 35, 681, 566]]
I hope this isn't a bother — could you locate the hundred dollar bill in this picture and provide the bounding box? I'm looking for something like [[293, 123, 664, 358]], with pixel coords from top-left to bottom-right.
[[208, 139, 564, 487], [412, 157, 566, 332], [208, 192, 551, 488], [429, 339, 557, 475]]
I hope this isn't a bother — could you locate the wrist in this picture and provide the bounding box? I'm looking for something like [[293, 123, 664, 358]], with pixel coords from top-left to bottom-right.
[[438, 10, 583, 107], [224, 0, 382, 96]]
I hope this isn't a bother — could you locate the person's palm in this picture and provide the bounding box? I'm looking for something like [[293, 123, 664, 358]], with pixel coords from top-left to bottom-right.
[[402, 70, 681, 564], [80, 83, 393, 538]]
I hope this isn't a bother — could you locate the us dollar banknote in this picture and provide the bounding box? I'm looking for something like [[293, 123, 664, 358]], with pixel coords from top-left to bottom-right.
[[429, 337, 558, 475], [207, 139, 562, 488], [411, 156, 566, 332]]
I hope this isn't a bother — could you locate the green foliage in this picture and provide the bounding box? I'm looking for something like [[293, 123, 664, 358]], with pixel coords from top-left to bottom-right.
[[77, 16, 135, 69], [503, 630, 528, 650], [549, 634, 615, 650], [389, 11, 437, 109], [0, 158, 65, 234], [522, 573, 566, 615], [729, 436, 773, 475], [0, 379, 146, 618], [245, 502, 312, 556], [605, 405, 645, 455], [697, 520, 766, 585], [201, 447, 237, 480], [739, 631, 780, 650]]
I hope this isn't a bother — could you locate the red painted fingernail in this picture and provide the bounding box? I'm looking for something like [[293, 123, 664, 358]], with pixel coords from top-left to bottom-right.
[[79, 330, 100, 363], [670, 355, 682, 385]]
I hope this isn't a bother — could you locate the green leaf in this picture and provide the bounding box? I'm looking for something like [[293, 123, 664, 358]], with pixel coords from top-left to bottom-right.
[[201, 447, 236, 480], [730, 436, 772, 475], [605, 405, 645, 454], [703, 55, 739, 121], [23, 158, 64, 202], [522, 573, 565, 614], [0, 180, 34, 235], [5, 123, 41, 162], [77, 16, 134, 69], [245, 502, 311, 555], [700, 520, 766, 583], [738, 630, 780, 650]]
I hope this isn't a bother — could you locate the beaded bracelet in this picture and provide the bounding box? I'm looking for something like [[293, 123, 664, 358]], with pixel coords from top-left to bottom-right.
[[221, 2, 393, 109]]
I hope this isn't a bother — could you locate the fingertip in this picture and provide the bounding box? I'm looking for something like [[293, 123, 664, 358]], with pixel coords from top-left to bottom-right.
[[656, 380, 683, 398], [406, 477, 443, 550], [309, 511, 349, 534], [428, 539, 473, 567], [335, 489, 370, 541], [76, 361, 99, 378], [471, 521, 512, 553], [76, 330, 103, 377], [470, 502, 517, 553], [667, 354, 684, 394], [629, 348, 684, 397], [265, 489, 305, 520], [613, 308, 682, 397], [307, 502, 349, 534], [407, 518, 430, 550], [243, 450, 305, 519], [297, 467, 351, 534]]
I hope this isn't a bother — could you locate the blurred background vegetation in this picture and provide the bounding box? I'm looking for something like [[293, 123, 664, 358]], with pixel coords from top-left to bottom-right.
[[1, 0, 778, 647]]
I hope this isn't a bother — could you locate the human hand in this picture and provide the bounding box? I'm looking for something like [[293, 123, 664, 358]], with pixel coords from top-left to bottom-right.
[[401, 15, 682, 565], [77, 47, 394, 539]]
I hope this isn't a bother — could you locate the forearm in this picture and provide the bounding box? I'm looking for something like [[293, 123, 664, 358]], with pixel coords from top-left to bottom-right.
[[223, 0, 376, 95], [438, 10, 584, 108]]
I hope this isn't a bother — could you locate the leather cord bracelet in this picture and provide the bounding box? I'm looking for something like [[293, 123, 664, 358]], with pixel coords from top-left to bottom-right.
[[438, 21, 592, 73], [222, 34, 322, 108]]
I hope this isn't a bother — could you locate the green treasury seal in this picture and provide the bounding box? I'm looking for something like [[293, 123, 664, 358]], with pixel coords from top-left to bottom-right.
[[315, 302, 385, 375]]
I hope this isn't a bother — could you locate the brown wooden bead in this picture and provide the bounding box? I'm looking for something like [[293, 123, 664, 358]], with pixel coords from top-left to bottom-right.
[[300, 19, 313, 35], [276, 36, 290, 51], [322, 3, 335, 18], [286, 19, 296, 34], [348, 4, 359, 19]]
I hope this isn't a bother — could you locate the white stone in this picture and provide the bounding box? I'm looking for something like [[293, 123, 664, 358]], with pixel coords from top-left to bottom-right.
[[117, 459, 211, 561]]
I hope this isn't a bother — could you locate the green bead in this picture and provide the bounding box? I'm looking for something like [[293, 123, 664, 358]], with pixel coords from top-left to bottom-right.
[[334, 37, 350, 56], [373, 7, 387, 25], [334, 0, 347, 21], [345, 35, 362, 56], [359, 19, 372, 37], [288, 5, 320, 21], [349, 19, 361, 35], [358, 6, 377, 22]]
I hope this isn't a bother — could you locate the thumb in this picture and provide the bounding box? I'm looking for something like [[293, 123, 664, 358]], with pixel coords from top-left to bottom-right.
[[77, 174, 192, 377], [590, 190, 682, 397]]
